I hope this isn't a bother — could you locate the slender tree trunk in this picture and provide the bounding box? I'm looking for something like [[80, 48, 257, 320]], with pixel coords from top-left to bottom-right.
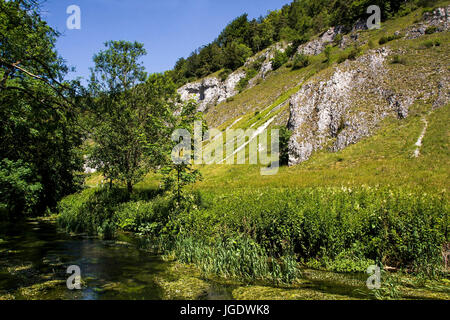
[[109, 178, 113, 190], [177, 168, 181, 205], [127, 180, 133, 194]]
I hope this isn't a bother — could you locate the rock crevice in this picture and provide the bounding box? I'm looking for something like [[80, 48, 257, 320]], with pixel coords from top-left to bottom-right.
[[287, 48, 419, 166]]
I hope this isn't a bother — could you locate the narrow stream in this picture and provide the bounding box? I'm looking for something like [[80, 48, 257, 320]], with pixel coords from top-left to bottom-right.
[[2, 219, 446, 300], [0, 218, 232, 300]]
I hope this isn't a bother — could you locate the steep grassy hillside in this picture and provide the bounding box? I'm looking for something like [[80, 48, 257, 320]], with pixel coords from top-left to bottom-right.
[[83, 5, 450, 195], [174, 4, 449, 194], [73, 5, 449, 292], [192, 102, 448, 192], [205, 3, 450, 130]]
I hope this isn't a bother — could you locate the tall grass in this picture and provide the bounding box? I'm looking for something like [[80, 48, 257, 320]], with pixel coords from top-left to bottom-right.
[[161, 235, 299, 284], [57, 185, 448, 279]]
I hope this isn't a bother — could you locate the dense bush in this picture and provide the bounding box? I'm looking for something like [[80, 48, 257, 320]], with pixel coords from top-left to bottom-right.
[[115, 198, 171, 235], [58, 186, 448, 276], [236, 67, 259, 93], [337, 45, 362, 64], [391, 55, 407, 65], [0, 159, 42, 218], [379, 33, 402, 45], [58, 188, 129, 238], [425, 26, 437, 34], [1, 1, 84, 217], [174, 187, 448, 275], [271, 50, 289, 70], [421, 38, 441, 49], [219, 69, 233, 81], [291, 53, 310, 70]]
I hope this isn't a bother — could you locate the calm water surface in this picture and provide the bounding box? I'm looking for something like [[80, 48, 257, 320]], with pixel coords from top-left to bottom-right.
[[0, 218, 233, 300]]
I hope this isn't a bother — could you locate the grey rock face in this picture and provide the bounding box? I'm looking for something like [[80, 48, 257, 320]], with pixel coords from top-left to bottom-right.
[[177, 70, 245, 112], [383, 90, 412, 119], [178, 43, 289, 111], [297, 27, 344, 56], [246, 42, 288, 82], [287, 48, 418, 166], [433, 78, 450, 109], [407, 5, 450, 39], [423, 6, 450, 28], [352, 19, 369, 32]]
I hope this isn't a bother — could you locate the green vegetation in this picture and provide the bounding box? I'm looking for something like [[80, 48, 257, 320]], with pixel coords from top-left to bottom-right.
[[0, 160, 42, 217], [0, 0, 84, 218], [168, 0, 434, 86], [391, 54, 408, 65], [271, 50, 289, 70], [58, 185, 448, 281], [337, 45, 362, 64], [379, 33, 403, 45], [421, 38, 442, 48], [236, 67, 259, 93], [87, 42, 202, 194], [323, 45, 333, 64], [2, 0, 449, 299], [425, 25, 438, 34], [291, 53, 310, 70]]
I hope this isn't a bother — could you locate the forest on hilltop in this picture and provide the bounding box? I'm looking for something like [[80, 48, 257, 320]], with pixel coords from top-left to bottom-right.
[[168, 0, 437, 86]]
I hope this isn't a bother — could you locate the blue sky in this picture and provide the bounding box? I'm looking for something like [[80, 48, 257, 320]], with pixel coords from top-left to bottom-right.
[[41, 0, 291, 82]]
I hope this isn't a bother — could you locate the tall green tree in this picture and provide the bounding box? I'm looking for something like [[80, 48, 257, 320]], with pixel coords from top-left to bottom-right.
[[0, 0, 83, 217], [88, 41, 184, 194]]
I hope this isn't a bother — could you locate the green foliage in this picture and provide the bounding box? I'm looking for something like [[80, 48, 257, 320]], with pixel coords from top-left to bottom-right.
[[379, 33, 403, 45], [169, 0, 433, 85], [284, 44, 297, 58], [421, 38, 441, 48], [291, 53, 310, 70], [0, 0, 84, 216], [425, 25, 438, 34], [391, 54, 407, 65], [422, 39, 433, 48], [271, 50, 289, 70], [175, 187, 448, 276], [219, 68, 232, 81], [276, 126, 293, 166], [161, 163, 202, 207], [59, 185, 448, 278], [57, 187, 128, 238], [161, 235, 300, 284], [88, 43, 185, 193], [115, 199, 170, 235], [323, 45, 333, 64], [325, 250, 375, 273], [0, 159, 42, 217], [337, 45, 362, 63], [369, 271, 402, 300], [236, 67, 259, 93], [223, 41, 253, 70], [334, 33, 343, 46]]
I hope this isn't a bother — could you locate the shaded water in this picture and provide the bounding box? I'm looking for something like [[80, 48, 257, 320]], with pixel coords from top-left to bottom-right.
[[2, 219, 446, 300], [0, 218, 233, 300]]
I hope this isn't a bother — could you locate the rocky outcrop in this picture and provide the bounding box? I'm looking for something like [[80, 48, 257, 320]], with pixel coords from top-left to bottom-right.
[[297, 26, 344, 56], [178, 43, 289, 111], [433, 77, 450, 109], [177, 70, 245, 112], [287, 48, 418, 166], [246, 42, 288, 82], [406, 5, 450, 39]]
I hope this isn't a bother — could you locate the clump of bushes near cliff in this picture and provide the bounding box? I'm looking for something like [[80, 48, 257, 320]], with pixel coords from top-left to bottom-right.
[[58, 186, 448, 282]]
